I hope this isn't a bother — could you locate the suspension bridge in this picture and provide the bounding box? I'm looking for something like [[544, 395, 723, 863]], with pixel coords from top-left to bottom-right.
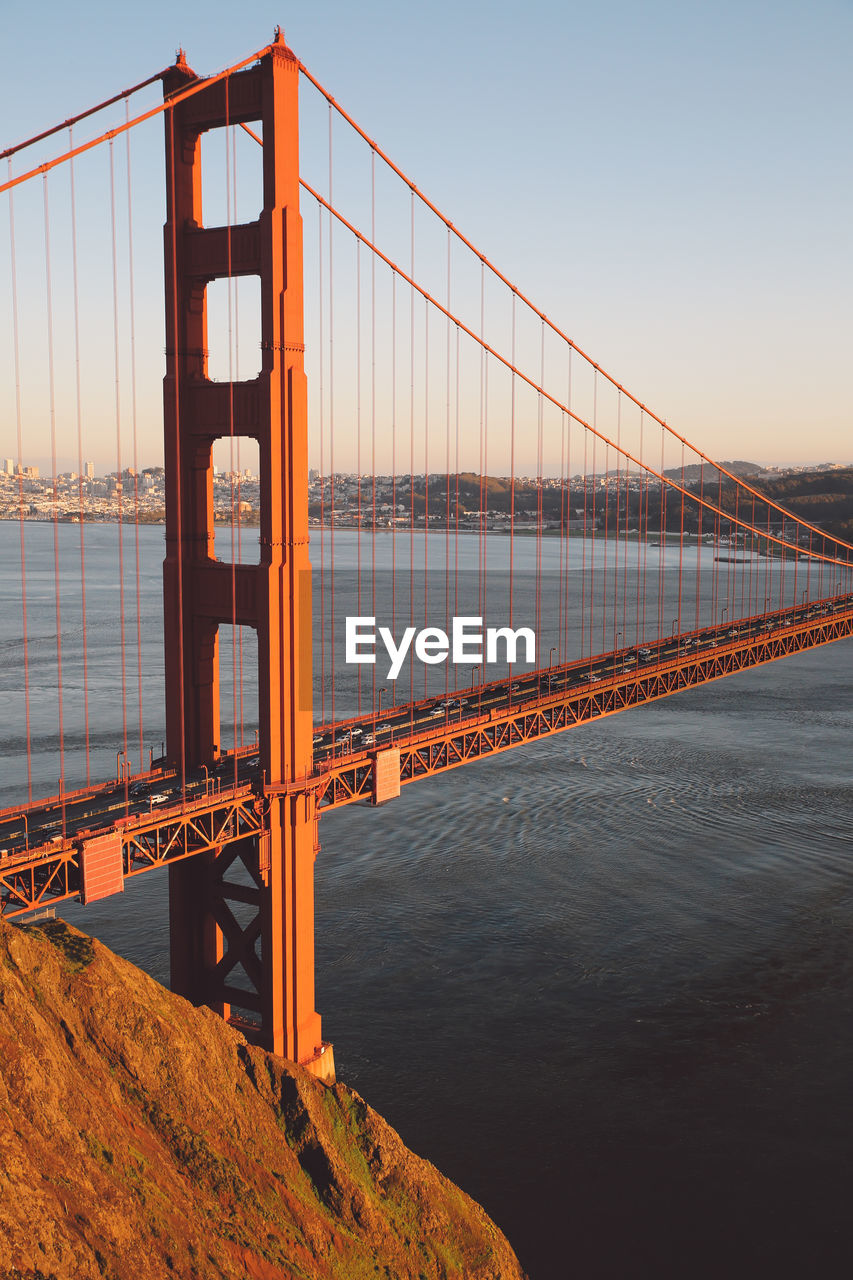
[[1, 32, 851, 1079]]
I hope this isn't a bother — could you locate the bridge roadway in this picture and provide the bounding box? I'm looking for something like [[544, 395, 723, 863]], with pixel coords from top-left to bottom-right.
[[1, 591, 852, 918]]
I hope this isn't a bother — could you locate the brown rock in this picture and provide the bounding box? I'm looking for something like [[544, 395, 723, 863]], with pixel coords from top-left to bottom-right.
[[0, 917, 526, 1280]]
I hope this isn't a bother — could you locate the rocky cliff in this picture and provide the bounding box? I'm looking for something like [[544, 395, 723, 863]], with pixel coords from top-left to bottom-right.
[[0, 917, 525, 1280]]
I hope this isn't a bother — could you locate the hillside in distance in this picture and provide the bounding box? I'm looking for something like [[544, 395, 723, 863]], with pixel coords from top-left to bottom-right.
[[662, 460, 763, 483], [749, 468, 853, 542], [393, 466, 853, 545], [0, 918, 526, 1280]]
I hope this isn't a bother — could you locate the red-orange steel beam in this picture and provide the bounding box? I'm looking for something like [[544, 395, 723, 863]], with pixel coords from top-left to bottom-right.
[[0, 790, 264, 919], [0, 68, 170, 163], [0, 46, 271, 196]]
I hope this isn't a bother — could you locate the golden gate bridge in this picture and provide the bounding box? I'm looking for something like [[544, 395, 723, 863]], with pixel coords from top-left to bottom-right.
[[1, 31, 851, 1080]]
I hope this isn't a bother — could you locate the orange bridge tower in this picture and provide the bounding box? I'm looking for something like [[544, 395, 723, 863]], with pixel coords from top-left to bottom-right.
[[161, 35, 332, 1080]]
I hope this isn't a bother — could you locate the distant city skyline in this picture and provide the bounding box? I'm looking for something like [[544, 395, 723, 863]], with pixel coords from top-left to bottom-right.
[[2, 1, 850, 475]]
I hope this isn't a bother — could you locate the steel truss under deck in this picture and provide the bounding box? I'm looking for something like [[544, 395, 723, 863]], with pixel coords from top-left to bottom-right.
[[4, 610, 850, 920]]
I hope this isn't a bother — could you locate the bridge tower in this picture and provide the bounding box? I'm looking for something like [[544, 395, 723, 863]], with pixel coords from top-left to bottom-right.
[[161, 36, 332, 1079]]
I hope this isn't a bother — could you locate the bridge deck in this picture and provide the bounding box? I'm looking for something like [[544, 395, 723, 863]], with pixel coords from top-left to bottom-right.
[[1, 594, 851, 919]]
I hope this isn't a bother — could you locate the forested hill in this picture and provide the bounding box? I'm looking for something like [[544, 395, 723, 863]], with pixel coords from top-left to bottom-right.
[[400, 467, 853, 545], [749, 469, 853, 543]]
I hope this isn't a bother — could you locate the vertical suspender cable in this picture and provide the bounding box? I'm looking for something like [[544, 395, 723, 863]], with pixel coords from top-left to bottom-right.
[[226, 81, 239, 783], [124, 106, 144, 773], [601, 438, 609, 653], [409, 192, 415, 721], [454, 324, 460, 648], [509, 294, 516, 640], [328, 104, 336, 732], [230, 121, 244, 748], [677, 443, 685, 634], [234, 132, 245, 747], [424, 299, 430, 698], [371, 150, 377, 714], [558, 401, 566, 668], [69, 130, 91, 785], [168, 108, 188, 791], [691, 465, 701, 634], [621, 399, 629, 648], [481, 335, 488, 684], [635, 411, 644, 647], [9, 163, 32, 801], [589, 378, 598, 661], [108, 143, 129, 803], [391, 271, 397, 702], [444, 228, 452, 696], [536, 322, 544, 661], [356, 239, 362, 715], [43, 174, 66, 803], [317, 202, 325, 726], [478, 263, 485, 643], [564, 351, 573, 661], [657, 425, 666, 645], [733, 485, 741, 621], [580, 432, 588, 661], [614, 394, 621, 648]]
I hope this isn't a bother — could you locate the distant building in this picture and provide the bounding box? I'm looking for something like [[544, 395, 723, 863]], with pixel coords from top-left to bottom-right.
[[84, 461, 94, 479], [3, 458, 13, 475]]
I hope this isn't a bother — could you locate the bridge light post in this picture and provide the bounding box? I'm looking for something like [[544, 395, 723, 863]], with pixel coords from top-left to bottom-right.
[[549, 646, 557, 669]]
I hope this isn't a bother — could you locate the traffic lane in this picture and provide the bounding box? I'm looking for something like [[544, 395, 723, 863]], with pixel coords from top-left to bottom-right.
[[8, 596, 852, 827]]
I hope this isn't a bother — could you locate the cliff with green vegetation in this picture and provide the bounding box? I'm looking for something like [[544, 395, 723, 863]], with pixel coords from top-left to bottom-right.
[[0, 918, 525, 1280]]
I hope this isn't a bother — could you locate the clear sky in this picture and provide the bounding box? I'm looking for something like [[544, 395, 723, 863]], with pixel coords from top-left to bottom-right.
[[1, 0, 851, 472]]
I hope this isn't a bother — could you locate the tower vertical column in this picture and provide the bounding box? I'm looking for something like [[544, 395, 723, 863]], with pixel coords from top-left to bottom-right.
[[162, 36, 330, 1076]]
